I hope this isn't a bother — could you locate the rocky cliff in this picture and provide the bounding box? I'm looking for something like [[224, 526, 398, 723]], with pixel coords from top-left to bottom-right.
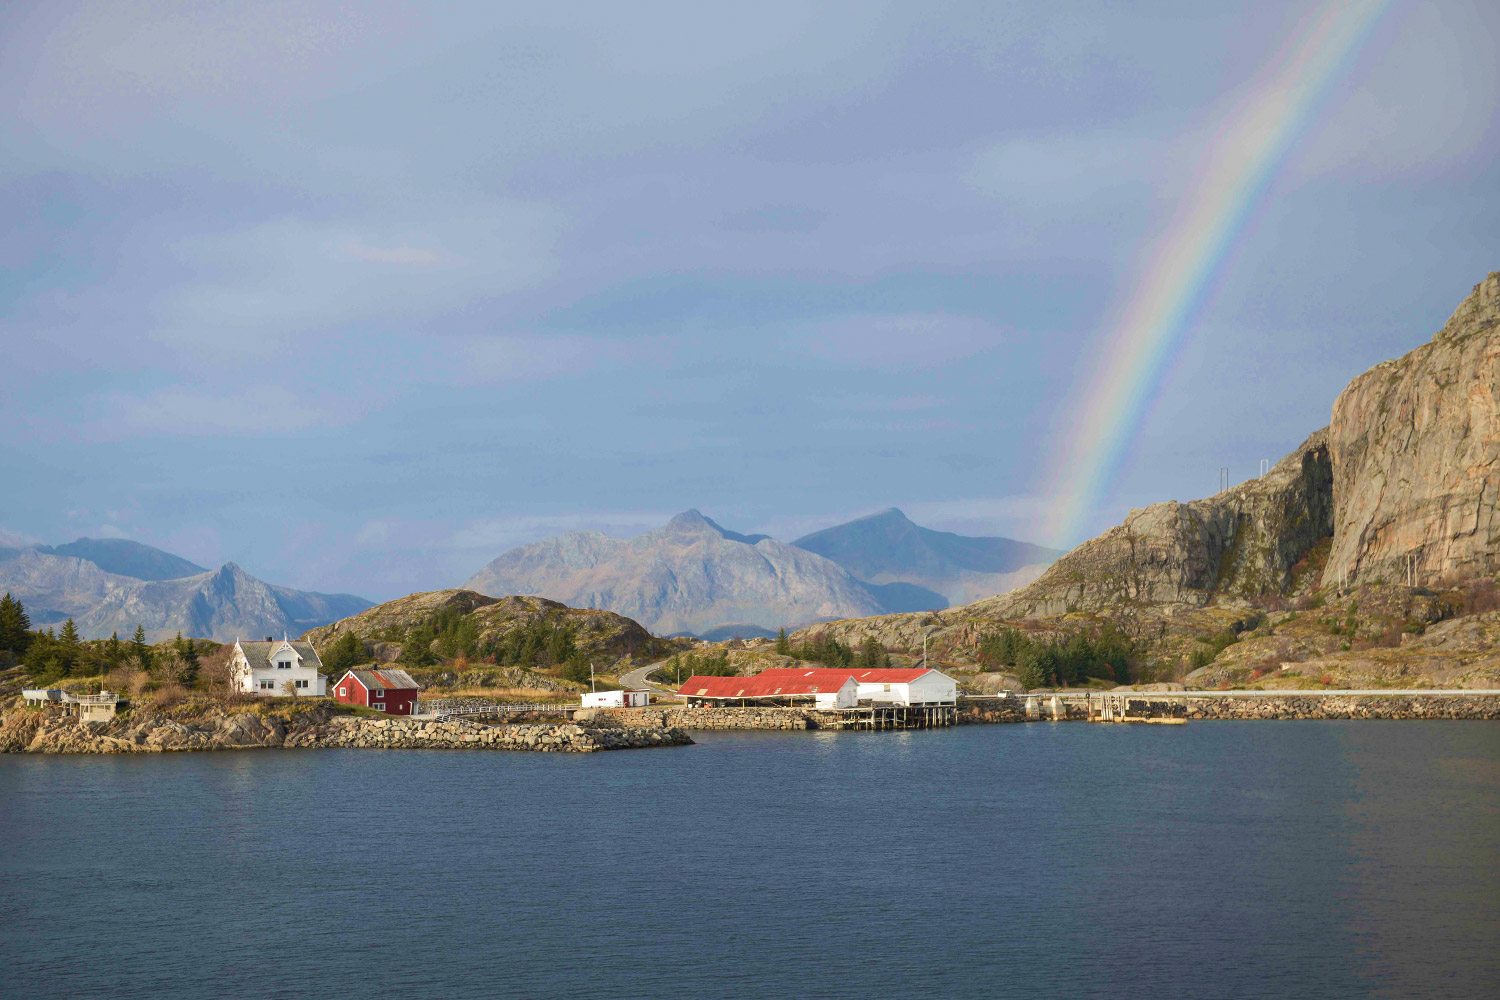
[[1326, 272, 1499, 586], [984, 429, 1333, 617]]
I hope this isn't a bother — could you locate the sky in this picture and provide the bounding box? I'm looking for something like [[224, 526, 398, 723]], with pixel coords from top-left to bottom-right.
[[2, 0, 1497, 601]]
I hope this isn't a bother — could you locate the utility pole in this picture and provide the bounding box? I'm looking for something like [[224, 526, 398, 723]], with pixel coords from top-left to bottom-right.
[[589, 662, 596, 693]]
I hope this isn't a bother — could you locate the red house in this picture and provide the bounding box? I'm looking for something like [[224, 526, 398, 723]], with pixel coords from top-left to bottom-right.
[[331, 668, 421, 715]]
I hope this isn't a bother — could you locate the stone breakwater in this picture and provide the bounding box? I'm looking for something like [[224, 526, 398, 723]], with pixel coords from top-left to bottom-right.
[[289, 716, 692, 752], [582, 706, 845, 730], [0, 707, 691, 754], [1185, 695, 1500, 720]]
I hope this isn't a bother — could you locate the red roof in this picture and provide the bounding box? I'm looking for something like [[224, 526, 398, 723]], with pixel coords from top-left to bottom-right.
[[757, 667, 932, 684], [676, 673, 856, 699]]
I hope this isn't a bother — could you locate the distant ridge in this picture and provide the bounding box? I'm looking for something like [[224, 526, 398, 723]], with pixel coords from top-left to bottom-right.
[[463, 509, 884, 635], [39, 537, 207, 581], [0, 542, 371, 641], [792, 508, 1060, 606]]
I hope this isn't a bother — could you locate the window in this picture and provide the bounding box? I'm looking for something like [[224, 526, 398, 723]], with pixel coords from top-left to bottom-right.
[[883, 684, 891, 692], [277, 660, 292, 669], [258, 680, 275, 690], [295, 679, 308, 689], [338, 687, 347, 696], [372, 688, 385, 697], [372, 703, 384, 711]]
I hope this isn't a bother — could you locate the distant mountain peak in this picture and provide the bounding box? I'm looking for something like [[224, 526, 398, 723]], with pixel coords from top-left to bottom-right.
[[39, 537, 208, 582], [665, 509, 769, 545]]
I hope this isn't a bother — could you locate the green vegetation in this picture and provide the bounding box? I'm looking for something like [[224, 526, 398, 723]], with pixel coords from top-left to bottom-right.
[[0, 592, 31, 664], [976, 626, 1133, 689], [321, 631, 364, 675], [774, 627, 791, 656], [662, 649, 735, 682]]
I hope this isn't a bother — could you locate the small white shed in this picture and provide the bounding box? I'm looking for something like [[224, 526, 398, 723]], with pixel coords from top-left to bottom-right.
[[581, 690, 650, 708]]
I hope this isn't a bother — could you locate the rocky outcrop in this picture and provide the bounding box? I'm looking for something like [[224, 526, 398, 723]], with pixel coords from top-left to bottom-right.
[[0, 705, 690, 753], [983, 429, 1334, 616], [1327, 272, 1499, 586]]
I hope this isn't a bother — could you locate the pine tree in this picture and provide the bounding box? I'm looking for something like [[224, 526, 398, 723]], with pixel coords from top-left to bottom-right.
[[131, 624, 152, 671], [173, 632, 200, 685], [775, 627, 790, 656], [105, 631, 122, 669], [0, 593, 33, 660], [57, 618, 81, 675]]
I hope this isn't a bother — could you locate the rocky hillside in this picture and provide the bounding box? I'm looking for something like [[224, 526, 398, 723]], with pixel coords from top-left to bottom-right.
[[794, 272, 1500, 689], [985, 428, 1334, 617], [793, 508, 1061, 606], [463, 510, 886, 635], [0, 547, 370, 642], [303, 589, 663, 662], [1326, 272, 1499, 586]]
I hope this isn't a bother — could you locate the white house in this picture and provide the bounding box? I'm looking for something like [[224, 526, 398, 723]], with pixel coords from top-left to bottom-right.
[[231, 638, 327, 697], [848, 667, 957, 706], [581, 690, 651, 708]]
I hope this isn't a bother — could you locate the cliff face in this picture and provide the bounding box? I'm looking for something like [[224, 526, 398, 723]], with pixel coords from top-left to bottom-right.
[[991, 430, 1334, 616], [1327, 272, 1499, 586]]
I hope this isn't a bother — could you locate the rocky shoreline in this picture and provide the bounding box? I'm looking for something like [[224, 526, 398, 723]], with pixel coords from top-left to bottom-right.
[[0, 707, 692, 754]]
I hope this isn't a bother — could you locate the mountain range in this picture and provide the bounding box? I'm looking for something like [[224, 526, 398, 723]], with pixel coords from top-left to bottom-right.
[[462, 508, 1058, 635], [0, 538, 372, 642]]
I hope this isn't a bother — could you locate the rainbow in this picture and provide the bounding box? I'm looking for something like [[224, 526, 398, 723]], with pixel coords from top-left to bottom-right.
[[1040, 0, 1396, 548]]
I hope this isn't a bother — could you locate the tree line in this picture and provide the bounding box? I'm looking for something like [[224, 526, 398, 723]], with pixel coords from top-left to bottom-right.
[[1, 592, 202, 683], [975, 626, 1133, 689]]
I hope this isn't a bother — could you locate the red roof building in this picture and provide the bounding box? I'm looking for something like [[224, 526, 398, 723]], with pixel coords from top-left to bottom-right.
[[331, 668, 422, 716], [676, 672, 859, 709]]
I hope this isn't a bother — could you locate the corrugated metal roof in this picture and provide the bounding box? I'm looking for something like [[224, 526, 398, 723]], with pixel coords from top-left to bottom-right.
[[236, 640, 323, 672], [676, 673, 855, 699], [758, 667, 933, 684], [347, 668, 421, 691]]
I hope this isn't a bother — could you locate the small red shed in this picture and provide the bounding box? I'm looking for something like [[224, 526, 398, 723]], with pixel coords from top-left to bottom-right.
[[331, 668, 422, 715]]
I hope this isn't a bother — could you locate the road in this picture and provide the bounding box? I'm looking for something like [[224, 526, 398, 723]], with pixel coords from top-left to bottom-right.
[[619, 659, 674, 692]]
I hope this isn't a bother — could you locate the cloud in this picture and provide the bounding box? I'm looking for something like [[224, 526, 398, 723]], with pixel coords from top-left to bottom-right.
[[147, 205, 559, 357], [94, 523, 129, 539], [0, 526, 44, 547], [108, 386, 346, 437], [445, 333, 651, 384]]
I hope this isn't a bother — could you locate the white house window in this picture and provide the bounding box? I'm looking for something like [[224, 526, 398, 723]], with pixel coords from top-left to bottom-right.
[[295, 679, 309, 689], [258, 680, 275, 690], [884, 684, 891, 692], [277, 660, 292, 669]]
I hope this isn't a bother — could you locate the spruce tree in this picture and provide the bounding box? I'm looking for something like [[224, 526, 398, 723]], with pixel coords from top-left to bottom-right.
[[131, 624, 152, 671], [105, 631, 122, 669], [58, 618, 81, 676], [0, 593, 33, 660], [775, 627, 791, 656]]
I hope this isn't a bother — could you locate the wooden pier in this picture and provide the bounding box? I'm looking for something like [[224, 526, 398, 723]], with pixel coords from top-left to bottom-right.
[[838, 705, 957, 730]]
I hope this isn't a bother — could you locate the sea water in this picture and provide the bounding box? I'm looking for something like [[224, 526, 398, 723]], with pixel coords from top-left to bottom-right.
[[2, 721, 1498, 999]]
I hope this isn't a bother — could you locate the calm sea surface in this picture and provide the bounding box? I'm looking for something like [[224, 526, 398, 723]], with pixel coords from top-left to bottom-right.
[[2, 722, 1498, 1000]]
